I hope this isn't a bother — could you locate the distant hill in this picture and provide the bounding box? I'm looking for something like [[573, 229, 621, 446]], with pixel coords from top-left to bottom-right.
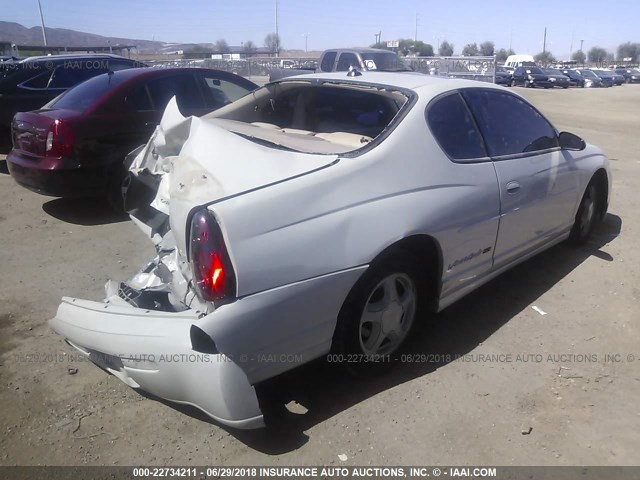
[[0, 21, 169, 54]]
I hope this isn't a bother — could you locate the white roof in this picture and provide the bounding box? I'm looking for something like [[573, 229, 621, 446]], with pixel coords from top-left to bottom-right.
[[279, 71, 504, 97]]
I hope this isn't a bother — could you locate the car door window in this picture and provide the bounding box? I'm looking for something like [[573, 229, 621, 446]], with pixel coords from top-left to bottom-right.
[[48, 65, 108, 89], [320, 51, 337, 72], [461, 89, 558, 157], [147, 74, 203, 113], [125, 84, 153, 112], [426, 92, 487, 161], [200, 74, 251, 110], [336, 53, 359, 71], [107, 60, 136, 72], [19, 69, 53, 89]]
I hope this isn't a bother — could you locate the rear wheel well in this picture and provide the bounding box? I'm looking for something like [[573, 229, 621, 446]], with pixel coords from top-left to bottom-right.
[[369, 235, 442, 311]]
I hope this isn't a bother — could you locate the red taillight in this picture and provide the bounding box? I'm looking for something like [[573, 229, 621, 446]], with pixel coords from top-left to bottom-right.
[[45, 119, 75, 157], [190, 210, 236, 304]]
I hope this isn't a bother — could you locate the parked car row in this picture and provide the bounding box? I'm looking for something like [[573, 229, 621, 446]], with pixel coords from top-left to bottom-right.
[[0, 54, 146, 147], [495, 64, 637, 88], [5, 57, 257, 206]]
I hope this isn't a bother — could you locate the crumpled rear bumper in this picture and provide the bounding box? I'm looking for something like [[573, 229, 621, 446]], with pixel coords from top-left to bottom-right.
[[49, 296, 264, 429]]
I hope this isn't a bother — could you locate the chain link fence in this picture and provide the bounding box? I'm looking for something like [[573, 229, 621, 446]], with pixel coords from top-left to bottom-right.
[[407, 56, 496, 83], [144, 57, 318, 78]]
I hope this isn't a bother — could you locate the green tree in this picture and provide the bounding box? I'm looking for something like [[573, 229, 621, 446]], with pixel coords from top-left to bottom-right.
[[414, 41, 434, 57], [439, 40, 454, 56], [215, 39, 230, 53], [264, 33, 282, 53], [534, 51, 556, 65], [462, 43, 479, 56], [571, 50, 586, 65], [495, 48, 515, 62], [398, 38, 414, 56], [587, 46, 608, 63], [616, 42, 640, 62], [479, 41, 495, 56], [243, 40, 256, 55]]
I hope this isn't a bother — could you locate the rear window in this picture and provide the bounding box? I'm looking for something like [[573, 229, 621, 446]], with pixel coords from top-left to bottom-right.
[[320, 52, 337, 72], [45, 73, 128, 111], [360, 52, 410, 72]]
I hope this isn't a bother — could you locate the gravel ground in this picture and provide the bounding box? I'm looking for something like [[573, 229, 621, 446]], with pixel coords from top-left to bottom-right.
[[0, 84, 638, 466]]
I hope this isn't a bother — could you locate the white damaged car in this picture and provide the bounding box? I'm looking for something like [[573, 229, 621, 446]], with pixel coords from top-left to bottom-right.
[[50, 72, 611, 429]]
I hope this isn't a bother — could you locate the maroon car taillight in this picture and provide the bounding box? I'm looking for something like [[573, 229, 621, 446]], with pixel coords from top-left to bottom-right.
[[189, 209, 236, 305], [45, 119, 75, 157]]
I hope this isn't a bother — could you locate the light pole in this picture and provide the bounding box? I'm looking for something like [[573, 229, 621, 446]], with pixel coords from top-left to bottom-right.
[[274, 0, 279, 57], [302, 33, 310, 53], [37, 0, 48, 46]]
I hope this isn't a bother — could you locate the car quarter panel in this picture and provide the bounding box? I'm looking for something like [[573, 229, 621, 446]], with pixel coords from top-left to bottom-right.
[[212, 96, 502, 304]]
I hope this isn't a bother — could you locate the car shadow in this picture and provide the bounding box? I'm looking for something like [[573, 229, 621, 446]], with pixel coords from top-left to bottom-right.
[[0, 160, 9, 175], [138, 213, 622, 454], [42, 197, 129, 226]]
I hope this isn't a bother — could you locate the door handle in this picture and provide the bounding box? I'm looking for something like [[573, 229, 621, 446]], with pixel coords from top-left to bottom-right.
[[506, 181, 521, 194]]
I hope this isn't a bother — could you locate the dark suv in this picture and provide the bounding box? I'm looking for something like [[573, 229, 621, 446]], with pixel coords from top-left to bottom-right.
[[0, 54, 143, 147], [512, 66, 550, 88]]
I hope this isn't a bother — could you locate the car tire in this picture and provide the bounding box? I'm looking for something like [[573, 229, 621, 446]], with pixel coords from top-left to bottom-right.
[[567, 182, 600, 246], [332, 251, 427, 375]]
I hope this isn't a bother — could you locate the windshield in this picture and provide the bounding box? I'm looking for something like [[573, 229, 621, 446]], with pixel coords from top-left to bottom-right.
[[360, 52, 411, 72], [527, 67, 544, 74], [546, 69, 564, 75], [582, 70, 598, 79], [496, 66, 507, 73], [44, 72, 128, 111]]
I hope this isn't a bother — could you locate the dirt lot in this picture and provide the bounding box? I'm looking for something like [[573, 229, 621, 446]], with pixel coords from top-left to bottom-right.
[[0, 85, 638, 467]]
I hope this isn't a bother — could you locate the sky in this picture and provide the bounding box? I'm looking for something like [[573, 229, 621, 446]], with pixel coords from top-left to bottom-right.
[[1, 0, 638, 59]]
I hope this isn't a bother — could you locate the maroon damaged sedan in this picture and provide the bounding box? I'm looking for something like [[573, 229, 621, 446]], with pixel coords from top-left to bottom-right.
[[7, 68, 257, 203]]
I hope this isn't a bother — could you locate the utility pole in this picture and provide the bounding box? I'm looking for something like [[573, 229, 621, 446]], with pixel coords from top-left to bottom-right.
[[415, 11, 418, 42], [569, 29, 575, 57], [542, 27, 547, 54], [275, 0, 279, 57], [374, 31, 382, 45], [580, 39, 584, 52], [302, 33, 309, 52], [509, 30, 512, 52], [37, 0, 48, 46]]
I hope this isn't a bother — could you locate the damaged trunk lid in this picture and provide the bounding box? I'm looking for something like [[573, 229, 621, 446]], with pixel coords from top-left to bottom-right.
[[122, 98, 339, 312]]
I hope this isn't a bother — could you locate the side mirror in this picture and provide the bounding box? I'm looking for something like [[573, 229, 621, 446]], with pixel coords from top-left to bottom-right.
[[559, 131, 586, 151]]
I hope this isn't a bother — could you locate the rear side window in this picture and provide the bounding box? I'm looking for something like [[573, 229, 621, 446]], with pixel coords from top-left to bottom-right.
[[20, 70, 53, 89], [320, 52, 337, 72], [427, 92, 486, 160], [125, 85, 153, 111], [46, 72, 127, 111], [461, 89, 558, 157], [147, 74, 202, 113], [336, 53, 359, 71], [201, 75, 252, 110], [48, 65, 109, 89]]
